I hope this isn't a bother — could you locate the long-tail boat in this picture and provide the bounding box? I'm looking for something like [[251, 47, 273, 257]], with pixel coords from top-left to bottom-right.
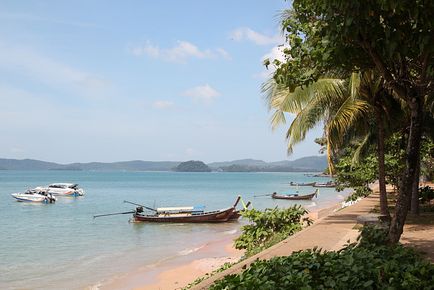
[[271, 189, 318, 200], [133, 196, 241, 223], [289, 181, 316, 186], [94, 196, 243, 223], [313, 181, 336, 188]]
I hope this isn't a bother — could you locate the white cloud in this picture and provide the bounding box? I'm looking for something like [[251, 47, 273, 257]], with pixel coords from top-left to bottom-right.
[[230, 27, 282, 45], [153, 100, 174, 109], [262, 45, 288, 63], [182, 84, 220, 103], [0, 43, 111, 99], [130, 40, 230, 63]]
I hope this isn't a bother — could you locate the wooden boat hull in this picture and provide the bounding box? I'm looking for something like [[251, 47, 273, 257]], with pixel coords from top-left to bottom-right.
[[290, 182, 316, 186], [271, 190, 317, 200], [133, 207, 235, 223], [313, 183, 336, 188]]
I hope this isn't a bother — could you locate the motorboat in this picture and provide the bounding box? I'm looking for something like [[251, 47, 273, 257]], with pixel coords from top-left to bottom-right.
[[11, 189, 56, 203], [37, 183, 85, 196]]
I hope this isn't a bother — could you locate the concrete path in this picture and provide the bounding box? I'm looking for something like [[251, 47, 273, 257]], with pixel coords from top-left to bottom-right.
[[192, 193, 379, 289]]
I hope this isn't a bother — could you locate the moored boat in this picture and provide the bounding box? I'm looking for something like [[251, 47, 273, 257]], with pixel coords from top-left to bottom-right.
[[133, 196, 241, 223], [271, 189, 318, 200], [37, 183, 85, 196], [289, 181, 316, 186], [94, 196, 245, 223], [11, 189, 56, 203], [313, 181, 336, 188]]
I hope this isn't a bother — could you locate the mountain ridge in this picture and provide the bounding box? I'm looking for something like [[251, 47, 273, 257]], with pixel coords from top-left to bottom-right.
[[0, 156, 327, 172]]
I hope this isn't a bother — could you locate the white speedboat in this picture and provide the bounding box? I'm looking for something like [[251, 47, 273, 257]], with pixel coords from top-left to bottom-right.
[[38, 183, 85, 197], [11, 189, 56, 203]]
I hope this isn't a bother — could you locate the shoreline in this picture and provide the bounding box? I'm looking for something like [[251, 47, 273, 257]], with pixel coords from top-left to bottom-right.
[[100, 201, 341, 290], [100, 231, 243, 290]]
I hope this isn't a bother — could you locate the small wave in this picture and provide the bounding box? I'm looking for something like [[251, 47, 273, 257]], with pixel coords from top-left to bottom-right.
[[305, 202, 317, 208], [177, 245, 205, 256], [223, 229, 237, 235], [86, 282, 101, 290]]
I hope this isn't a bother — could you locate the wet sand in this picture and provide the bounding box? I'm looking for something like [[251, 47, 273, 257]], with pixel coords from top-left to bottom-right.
[[100, 231, 243, 290]]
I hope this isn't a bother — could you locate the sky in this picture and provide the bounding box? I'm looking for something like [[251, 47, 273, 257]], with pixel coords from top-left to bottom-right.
[[0, 0, 324, 164]]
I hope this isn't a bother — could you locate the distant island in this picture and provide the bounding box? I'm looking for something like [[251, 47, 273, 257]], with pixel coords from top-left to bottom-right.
[[173, 160, 212, 172], [0, 156, 327, 172]]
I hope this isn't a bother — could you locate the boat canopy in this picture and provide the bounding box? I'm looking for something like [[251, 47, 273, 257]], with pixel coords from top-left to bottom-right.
[[156, 205, 205, 213]]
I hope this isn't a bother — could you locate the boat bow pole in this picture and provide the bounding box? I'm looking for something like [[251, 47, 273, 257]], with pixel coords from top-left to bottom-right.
[[123, 200, 157, 212]]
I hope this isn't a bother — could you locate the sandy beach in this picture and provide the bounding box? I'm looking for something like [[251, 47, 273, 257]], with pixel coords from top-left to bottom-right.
[[99, 202, 337, 290]]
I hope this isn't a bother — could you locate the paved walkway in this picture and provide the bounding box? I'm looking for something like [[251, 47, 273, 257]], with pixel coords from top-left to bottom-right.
[[192, 193, 380, 289]]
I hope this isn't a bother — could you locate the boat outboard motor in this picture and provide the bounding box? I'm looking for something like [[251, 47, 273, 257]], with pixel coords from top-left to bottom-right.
[[48, 193, 55, 203]]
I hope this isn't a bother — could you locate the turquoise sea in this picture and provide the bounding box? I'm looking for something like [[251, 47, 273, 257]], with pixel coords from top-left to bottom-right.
[[0, 171, 349, 289]]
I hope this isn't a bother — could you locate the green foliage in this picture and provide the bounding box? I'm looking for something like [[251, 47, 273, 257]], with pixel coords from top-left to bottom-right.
[[182, 262, 234, 290], [211, 226, 434, 290], [357, 224, 389, 248], [345, 186, 372, 202], [270, 1, 434, 92], [335, 149, 377, 189], [421, 137, 434, 181], [234, 206, 310, 256], [419, 186, 434, 204]]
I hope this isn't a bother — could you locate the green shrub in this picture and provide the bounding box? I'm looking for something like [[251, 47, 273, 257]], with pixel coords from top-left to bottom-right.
[[419, 186, 434, 204], [234, 206, 311, 256], [345, 186, 372, 202], [211, 226, 434, 290]]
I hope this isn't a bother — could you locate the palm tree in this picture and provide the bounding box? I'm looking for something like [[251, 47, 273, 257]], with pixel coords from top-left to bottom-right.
[[262, 76, 369, 176], [264, 72, 404, 217]]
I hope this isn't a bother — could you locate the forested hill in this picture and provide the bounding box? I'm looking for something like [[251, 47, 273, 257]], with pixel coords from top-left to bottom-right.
[[0, 155, 327, 172]]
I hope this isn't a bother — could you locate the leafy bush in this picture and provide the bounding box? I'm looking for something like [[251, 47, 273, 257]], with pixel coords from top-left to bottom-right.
[[182, 262, 234, 289], [419, 186, 434, 204], [345, 186, 372, 202], [211, 226, 434, 290], [234, 206, 311, 256]]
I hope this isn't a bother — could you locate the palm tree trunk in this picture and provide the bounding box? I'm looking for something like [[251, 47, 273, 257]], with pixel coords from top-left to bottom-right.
[[388, 94, 423, 243], [326, 136, 335, 176], [375, 108, 389, 217]]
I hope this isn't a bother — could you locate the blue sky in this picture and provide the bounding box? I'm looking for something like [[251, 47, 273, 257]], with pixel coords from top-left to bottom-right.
[[0, 0, 323, 163]]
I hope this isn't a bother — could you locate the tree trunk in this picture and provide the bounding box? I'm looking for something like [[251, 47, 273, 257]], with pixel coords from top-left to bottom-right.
[[376, 108, 389, 217], [326, 134, 335, 177], [410, 152, 421, 214], [388, 95, 424, 243]]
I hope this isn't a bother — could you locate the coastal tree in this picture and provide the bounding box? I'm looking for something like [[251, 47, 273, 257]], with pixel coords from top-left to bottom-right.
[[263, 77, 369, 176], [269, 0, 434, 243]]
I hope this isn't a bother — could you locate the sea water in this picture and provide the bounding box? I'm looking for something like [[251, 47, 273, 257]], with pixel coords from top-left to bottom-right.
[[0, 171, 349, 289]]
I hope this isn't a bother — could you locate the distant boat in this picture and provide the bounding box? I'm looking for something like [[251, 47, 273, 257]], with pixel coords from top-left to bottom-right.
[[289, 181, 316, 186], [11, 189, 56, 203], [313, 181, 336, 188], [271, 189, 318, 200], [37, 183, 85, 196]]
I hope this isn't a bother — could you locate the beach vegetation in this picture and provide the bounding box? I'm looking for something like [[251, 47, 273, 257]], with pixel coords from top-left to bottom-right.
[[182, 262, 234, 290], [234, 206, 311, 256], [265, 0, 434, 242], [419, 186, 434, 205], [210, 226, 434, 289]]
